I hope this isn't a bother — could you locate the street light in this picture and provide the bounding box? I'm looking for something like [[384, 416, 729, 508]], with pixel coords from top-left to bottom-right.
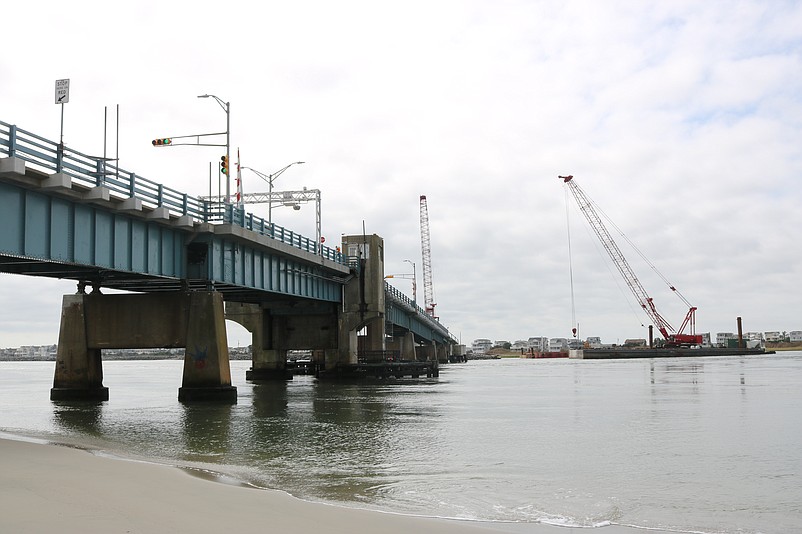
[[197, 94, 230, 203], [404, 259, 417, 305], [241, 162, 305, 224]]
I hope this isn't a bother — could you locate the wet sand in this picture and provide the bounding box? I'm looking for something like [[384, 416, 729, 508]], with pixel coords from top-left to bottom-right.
[[0, 437, 671, 534]]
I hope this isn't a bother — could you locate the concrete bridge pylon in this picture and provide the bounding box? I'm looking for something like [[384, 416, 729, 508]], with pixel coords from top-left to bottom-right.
[[50, 291, 237, 402], [336, 234, 386, 364]]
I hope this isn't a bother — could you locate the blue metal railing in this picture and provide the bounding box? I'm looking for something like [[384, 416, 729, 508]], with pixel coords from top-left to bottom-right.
[[0, 120, 348, 265], [384, 281, 452, 339]]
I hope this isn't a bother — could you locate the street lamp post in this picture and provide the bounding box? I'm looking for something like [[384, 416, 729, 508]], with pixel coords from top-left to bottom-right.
[[197, 94, 230, 202], [241, 162, 305, 224], [404, 259, 417, 305]]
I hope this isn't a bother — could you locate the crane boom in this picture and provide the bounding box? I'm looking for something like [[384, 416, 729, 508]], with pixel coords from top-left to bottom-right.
[[419, 195, 436, 316], [559, 175, 701, 346]]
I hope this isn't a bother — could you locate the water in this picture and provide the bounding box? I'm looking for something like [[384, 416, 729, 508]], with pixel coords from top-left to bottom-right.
[[1, 354, 801, 533]]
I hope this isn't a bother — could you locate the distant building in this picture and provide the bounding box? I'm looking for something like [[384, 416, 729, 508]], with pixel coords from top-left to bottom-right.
[[527, 337, 549, 351], [765, 331, 782, 343], [471, 339, 493, 353], [789, 331, 802, 343], [549, 338, 568, 351], [585, 336, 602, 348], [511, 340, 528, 350], [716, 332, 736, 346]]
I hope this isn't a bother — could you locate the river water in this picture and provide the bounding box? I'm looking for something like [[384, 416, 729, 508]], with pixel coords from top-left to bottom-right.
[[1, 354, 801, 533]]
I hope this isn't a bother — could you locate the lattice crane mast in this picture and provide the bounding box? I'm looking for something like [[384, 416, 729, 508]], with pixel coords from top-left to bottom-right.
[[559, 175, 702, 346], [419, 195, 437, 317]]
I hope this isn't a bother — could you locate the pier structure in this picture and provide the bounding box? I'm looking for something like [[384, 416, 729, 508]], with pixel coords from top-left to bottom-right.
[[1, 120, 455, 401]]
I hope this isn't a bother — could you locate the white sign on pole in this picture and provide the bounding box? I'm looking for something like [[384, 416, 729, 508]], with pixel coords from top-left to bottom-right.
[[55, 79, 70, 104]]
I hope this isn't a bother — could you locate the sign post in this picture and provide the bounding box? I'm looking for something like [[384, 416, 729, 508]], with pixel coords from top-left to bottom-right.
[[55, 79, 70, 151], [54, 79, 70, 172]]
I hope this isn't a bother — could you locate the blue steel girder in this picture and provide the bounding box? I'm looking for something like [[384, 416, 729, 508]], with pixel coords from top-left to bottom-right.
[[0, 178, 347, 302], [0, 181, 183, 285], [201, 231, 345, 302]]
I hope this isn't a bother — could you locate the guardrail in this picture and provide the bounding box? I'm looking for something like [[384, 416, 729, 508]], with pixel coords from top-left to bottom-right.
[[0, 120, 347, 265], [384, 281, 453, 340]]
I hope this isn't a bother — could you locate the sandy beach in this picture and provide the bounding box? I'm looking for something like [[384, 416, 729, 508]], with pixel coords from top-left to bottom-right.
[[0, 436, 671, 534]]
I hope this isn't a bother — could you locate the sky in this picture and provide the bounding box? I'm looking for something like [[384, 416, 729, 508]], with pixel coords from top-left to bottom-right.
[[1, 0, 801, 349]]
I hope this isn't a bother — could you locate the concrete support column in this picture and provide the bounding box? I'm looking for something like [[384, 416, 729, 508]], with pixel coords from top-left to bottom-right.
[[248, 348, 291, 381], [364, 319, 385, 351], [385, 334, 415, 361], [335, 327, 359, 368], [228, 303, 291, 381], [313, 349, 331, 372], [417, 343, 435, 362], [391, 332, 417, 361], [51, 295, 109, 401], [436, 343, 450, 364], [179, 292, 237, 402]]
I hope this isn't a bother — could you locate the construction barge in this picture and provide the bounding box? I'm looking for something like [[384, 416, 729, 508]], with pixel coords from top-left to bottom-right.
[[569, 347, 773, 359], [283, 350, 440, 379]]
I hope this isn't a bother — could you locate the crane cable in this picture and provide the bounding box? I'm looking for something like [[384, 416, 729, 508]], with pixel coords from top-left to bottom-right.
[[577, 201, 648, 330], [564, 187, 577, 338], [587, 196, 693, 309], [564, 183, 647, 334]]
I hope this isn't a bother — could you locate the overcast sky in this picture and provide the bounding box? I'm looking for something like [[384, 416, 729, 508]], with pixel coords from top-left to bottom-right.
[[1, 0, 801, 349]]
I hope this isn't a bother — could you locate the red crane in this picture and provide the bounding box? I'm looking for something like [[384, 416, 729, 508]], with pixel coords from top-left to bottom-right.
[[560, 175, 702, 347], [419, 195, 437, 317]]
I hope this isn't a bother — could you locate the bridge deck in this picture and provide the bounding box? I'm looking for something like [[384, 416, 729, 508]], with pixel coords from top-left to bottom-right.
[[1, 119, 455, 345]]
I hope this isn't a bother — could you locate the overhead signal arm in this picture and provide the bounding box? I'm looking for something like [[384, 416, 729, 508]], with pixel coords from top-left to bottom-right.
[[151, 132, 227, 147]]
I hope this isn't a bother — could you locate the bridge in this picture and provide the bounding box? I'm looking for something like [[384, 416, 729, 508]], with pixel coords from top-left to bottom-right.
[[0, 120, 457, 401]]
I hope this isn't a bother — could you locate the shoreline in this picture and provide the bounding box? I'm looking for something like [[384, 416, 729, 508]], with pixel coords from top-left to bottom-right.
[[0, 434, 675, 534]]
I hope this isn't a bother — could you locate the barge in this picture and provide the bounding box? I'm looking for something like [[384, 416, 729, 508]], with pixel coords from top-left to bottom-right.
[[569, 347, 773, 359]]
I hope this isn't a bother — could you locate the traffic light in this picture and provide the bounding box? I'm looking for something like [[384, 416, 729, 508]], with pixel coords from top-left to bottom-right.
[[220, 155, 229, 176], [151, 138, 172, 146]]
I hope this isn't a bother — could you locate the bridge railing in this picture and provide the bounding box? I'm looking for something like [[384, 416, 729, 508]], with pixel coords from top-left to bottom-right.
[[0, 120, 348, 264], [228, 206, 346, 263], [384, 281, 452, 339]]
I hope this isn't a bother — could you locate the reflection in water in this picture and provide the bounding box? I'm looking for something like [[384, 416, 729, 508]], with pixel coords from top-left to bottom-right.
[[250, 381, 289, 419], [236, 379, 433, 503], [180, 403, 234, 462], [52, 401, 105, 437]]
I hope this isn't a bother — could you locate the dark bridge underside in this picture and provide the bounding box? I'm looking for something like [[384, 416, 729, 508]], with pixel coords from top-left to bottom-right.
[[0, 253, 317, 304]]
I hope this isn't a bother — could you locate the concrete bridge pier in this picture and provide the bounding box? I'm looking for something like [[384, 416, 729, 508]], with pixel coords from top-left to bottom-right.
[[50, 291, 236, 402], [416, 342, 436, 362], [178, 292, 237, 402], [437, 342, 450, 364], [360, 320, 386, 353], [50, 294, 108, 401], [331, 234, 386, 369], [247, 349, 291, 380], [386, 331, 417, 361], [226, 302, 293, 381]]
